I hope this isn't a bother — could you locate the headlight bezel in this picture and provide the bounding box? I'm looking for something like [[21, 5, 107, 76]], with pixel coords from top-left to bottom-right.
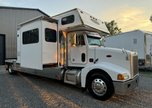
[[117, 73, 129, 80]]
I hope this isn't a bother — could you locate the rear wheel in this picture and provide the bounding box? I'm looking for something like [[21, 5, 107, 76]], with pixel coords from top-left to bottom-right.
[[8, 65, 16, 74], [87, 73, 114, 101]]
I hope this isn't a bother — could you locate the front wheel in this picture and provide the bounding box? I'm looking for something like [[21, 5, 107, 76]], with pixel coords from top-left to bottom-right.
[[87, 74, 114, 101]]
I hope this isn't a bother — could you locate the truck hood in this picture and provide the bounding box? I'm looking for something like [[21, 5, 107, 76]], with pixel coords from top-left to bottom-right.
[[91, 46, 133, 73]]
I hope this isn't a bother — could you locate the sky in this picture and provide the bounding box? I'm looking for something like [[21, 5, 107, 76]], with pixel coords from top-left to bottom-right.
[[0, 0, 152, 32]]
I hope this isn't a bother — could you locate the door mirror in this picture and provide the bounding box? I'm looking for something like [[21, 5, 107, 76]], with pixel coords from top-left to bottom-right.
[[100, 37, 105, 46]]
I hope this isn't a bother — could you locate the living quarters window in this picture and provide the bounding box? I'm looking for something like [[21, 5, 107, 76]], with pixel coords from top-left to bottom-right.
[[45, 28, 56, 42], [23, 28, 39, 44], [61, 15, 75, 25]]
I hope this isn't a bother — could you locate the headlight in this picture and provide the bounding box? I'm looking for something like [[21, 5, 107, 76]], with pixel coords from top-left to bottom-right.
[[117, 73, 129, 80]]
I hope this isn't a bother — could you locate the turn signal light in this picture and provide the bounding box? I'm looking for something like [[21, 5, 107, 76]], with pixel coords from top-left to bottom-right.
[[117, 74, 125, 80]]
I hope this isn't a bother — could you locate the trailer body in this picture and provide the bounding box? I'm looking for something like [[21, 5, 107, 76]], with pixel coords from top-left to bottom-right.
[[104, 30, 152, 67], [5, 8, 139, 101]]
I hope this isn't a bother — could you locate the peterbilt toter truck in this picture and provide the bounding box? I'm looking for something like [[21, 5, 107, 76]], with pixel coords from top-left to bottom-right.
[[5, 8, 139, 101]]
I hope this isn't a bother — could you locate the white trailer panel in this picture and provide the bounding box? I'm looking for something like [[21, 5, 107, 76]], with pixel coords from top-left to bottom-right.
[[20, 20, 43, 70], [105, 30, 144, 59], [53, 9, 82, 31], [18, 16, 58, 70], [105, 30, 152, 66], [79, 9, 108, 34], [52, 8, 109, 35]]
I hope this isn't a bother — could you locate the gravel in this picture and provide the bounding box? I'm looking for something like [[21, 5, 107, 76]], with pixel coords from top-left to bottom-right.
[[0, 66, 152, 108]]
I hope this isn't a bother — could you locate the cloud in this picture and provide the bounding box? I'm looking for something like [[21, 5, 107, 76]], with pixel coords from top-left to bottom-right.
[[102, 7, 152, 32]]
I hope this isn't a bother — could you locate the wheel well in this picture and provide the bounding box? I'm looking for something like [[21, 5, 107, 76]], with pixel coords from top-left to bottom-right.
[[5, 62, 12, 70], [86, 69, 113, 87]]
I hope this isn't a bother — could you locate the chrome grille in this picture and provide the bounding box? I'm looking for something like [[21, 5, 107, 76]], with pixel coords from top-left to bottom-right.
[[146, 54, 151, 66], [132, 55, 138, 76]]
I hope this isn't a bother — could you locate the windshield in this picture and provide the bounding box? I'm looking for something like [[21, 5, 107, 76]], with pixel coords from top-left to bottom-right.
[[87, 35, 102, 46]]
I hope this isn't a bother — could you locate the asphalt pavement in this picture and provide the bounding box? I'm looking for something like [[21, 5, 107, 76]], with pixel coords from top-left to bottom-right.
[[0, 66, 152, 108]]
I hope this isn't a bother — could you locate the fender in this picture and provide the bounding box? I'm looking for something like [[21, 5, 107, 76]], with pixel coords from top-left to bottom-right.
[[81, 62, 130, 88]]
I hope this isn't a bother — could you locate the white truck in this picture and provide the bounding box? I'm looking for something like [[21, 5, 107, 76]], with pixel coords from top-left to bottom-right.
[[104, 30, 152, 68], [5, 8, 139, 101]]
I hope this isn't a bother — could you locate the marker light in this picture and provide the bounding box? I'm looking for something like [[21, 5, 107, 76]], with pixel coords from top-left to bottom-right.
[[117, 73, 129, 80]]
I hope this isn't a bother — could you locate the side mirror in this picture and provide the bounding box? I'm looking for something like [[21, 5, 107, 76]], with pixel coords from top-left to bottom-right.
[[100, 37, 105, 46]]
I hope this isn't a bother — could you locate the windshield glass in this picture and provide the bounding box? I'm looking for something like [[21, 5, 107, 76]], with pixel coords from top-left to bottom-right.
[[87, 35, 102, 46]]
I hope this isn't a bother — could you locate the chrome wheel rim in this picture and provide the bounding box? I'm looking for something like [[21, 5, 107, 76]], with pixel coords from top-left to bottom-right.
[[8, 67, 12, 73], [92, 78, 107, 96]]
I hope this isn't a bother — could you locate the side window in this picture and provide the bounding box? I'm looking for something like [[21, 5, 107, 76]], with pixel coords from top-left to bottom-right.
[[68, 32, 85, 47], [76, 34, 85, 46], [23, 28, 39, 44], [45, 28, 56, 42], [61, 15, 75, 25], [133, 38, 137, 44]]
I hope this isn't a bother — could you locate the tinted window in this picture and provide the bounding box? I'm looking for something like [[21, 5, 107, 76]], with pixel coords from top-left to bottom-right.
[[76, 34, 85, 45], [45, 28, 56, 42], [23, 28, 39, 44], [61, 15, 74, 25]]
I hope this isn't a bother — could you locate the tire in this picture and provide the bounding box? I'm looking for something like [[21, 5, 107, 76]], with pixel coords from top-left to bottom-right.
[[87, 73, 114, 101], [8, 65, 16, 75]]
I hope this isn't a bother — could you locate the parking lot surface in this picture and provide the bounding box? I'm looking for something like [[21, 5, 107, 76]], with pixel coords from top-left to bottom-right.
[[0, 66, 152, 108]]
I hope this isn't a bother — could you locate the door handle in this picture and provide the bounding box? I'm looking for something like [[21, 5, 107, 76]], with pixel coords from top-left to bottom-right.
[[81, 53, 85, 62]]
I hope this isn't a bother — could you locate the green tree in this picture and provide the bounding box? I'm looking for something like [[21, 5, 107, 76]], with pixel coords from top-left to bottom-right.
[[150, 15, 152, 22], [105, 20, 121, 35]]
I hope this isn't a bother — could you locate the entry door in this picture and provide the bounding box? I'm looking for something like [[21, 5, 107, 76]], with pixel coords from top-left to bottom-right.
[[20, 22, 42, 70], [68, 32, 87, 66], [0, 34, 5, 65]]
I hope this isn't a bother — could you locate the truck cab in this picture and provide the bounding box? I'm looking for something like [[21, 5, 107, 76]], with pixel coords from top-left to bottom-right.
[[62, 29, 139, 100]]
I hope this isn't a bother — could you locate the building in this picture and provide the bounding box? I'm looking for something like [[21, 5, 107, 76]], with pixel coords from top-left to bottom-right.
[[0, 6, 49, 65]]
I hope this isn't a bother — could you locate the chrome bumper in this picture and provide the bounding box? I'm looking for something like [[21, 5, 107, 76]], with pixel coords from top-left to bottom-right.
[[113, 74, 139, 95]]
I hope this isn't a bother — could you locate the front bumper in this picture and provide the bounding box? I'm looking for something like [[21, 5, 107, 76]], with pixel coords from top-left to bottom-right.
[[113, 74, 139, 95]]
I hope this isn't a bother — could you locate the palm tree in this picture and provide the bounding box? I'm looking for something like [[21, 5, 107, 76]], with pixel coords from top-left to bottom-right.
[[105, 20, 121, 35]]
